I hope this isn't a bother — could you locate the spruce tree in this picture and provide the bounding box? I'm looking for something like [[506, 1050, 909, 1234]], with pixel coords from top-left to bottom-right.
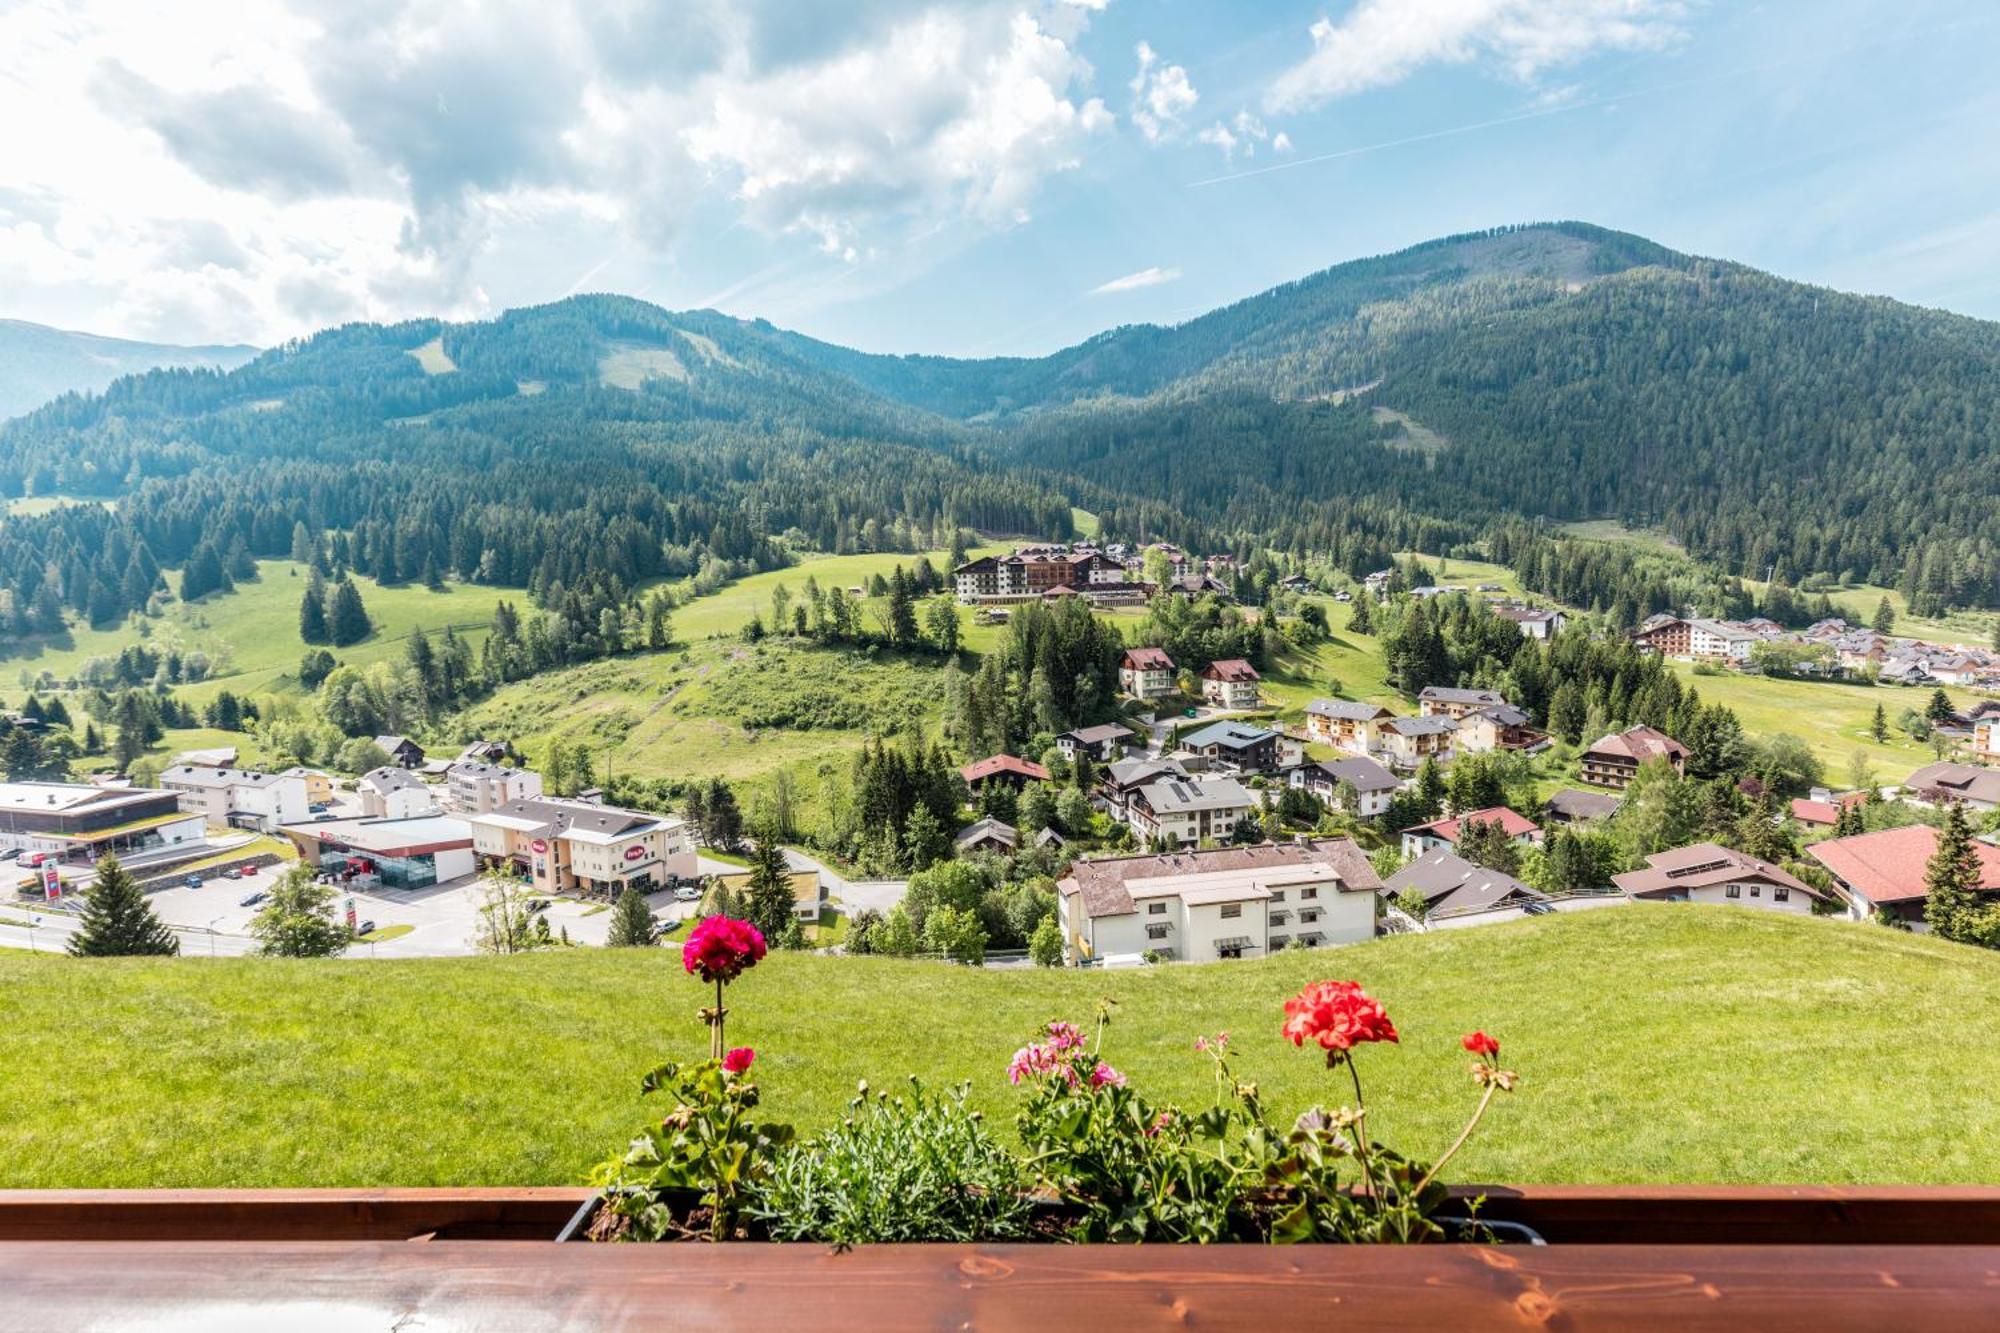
[[1924, 802, 1982, 942], [606, 886, 657, 947], [328, 577, 372, 647], [299, 581, 330, 644], [68, 855, 179, 957], [743, 837, 797, 940], [1870, 702, 1887, 743]]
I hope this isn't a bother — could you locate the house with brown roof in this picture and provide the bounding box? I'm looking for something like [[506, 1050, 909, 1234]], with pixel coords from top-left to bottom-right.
[[1417, 686, 1507, 720], [1287, 755, 1400, 818], [1544, 788, 1622, 824], [1455, 704, 1547, 755], [1200, 659, 1262, 710], [1613, 843, 1825, 913], [1581, 725, 1689, 790], [959, 754, 1052, 793], [953, 818, 1019, 855], [1902, 762, 2000, 812], [1056, 724, 1132, 764], [1055, 839, 1382, 963], [1118, 647, 1177, 700], [1386, 848, 1549, 920], [1304, 699, 1393, 753], [1807, 824, 2000, 928], [1400, 805, 1543, 860]]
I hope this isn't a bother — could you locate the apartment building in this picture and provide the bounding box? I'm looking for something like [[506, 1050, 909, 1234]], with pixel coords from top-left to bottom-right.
[[1126, 775, 1256, 847], [467, 797, 696, 896], [443, 761, 544, 815], [1118, 647, 1177, 700], [160, 765, 309, 833]]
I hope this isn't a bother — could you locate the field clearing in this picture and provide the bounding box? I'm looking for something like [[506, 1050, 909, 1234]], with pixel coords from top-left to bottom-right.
[[3, 494, 117, 518], [1558, 519, 1687, 555], [2, 909, 1996, 1187], [668, 542, 1010, 642], [1666, 664, 1971, 782], [407, 336, 456, 375]]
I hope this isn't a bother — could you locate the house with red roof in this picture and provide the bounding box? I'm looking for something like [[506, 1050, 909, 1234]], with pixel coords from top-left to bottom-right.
[[1789, 791, 1867, 830], [1400, 806, 1544, 860], [1806, 824, 2000, 928], [1118, 647, 1177, 700], [1200, 658, 1262, 710], [958, 754, 1052, 793]]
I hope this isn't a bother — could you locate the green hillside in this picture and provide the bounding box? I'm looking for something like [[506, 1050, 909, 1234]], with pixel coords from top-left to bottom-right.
[[4, 908, 1996, 1188]]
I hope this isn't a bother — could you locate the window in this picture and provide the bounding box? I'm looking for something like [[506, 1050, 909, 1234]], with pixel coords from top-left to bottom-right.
[[1269, 890, 1286, 903], [1220, 904, 1242, 919], [1147, 902, 1166, 916], [1774, 887, 1790, 902], [1300, 887, 1318, 900], [1749, 884, 1761, 898], [1725, 884, 1741, 899], [1300, 909, 1321, 924], [1146, 924, 1168, 940]]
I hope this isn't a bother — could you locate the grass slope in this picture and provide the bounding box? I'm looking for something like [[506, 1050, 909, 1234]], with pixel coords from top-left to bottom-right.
[[3, 909, 1996, 1188]]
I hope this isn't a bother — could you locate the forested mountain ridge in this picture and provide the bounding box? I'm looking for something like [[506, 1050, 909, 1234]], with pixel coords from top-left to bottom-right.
[[0, 318, 257, 421]]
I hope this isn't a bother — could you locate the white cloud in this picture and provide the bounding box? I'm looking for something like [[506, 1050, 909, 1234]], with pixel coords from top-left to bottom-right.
[[1091, 264, 1181, 295], [1265, 0, 1691, 114], [0, 0, 1115, 342], [1198, 110, 1293, 163], [1129, 40, 1199, 142]]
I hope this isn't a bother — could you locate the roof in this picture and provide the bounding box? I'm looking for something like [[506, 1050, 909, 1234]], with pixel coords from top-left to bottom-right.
[[372, 735, 422, 754], [1126, 861, 1347, 907], [1136, 776, 1256, 816], [1181, 720, 1277, 751], [161, 765, 297, 790], [1613, 843, 1825, 900], [1904, 762, 2000, 806], [1466, 704, 1532, 728], [1063, 724, 1132, 746], [1306, 699, 1393, 721], [1201, 658, 1260, 683], [1384, 715, 1457, 737], [1418, 686, 1506, 706], [1102, 758, 1186, 789], [0, 782, 175, 816], [1584, 725, 1689, 764], [954, 817, 1018, 850], [1806, 825, 2000, 905], [1120, 647, 1174, 671], [1789, 798, 1841, 827], [469, 797, 676, 844], [359, 767, 426, 793], [1387, 848, 1546, 913], [1059, 838, 1383, 919], [1546, 788, 1622, 821], [1492, 606, 1561, 624], [446, 760, 531, 781], [285, 814, 474, 857], [1297, 756, 1400, 792], [1404, 806, 1540, 844], [959, 754, 1052, 784], [172, 747, 238, 767]]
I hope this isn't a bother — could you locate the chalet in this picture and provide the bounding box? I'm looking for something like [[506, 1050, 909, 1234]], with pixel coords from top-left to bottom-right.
[[1400, 805, 1542, 860], [455, 739, 511, 765], [1455, 704, 1546, 755], [1491, 606, 1566, 640], [1417, 686, 1507, 720], [1055, 839, 1382, 963], [1179, 720, 1281, 773], [959, 754, 1052, 793], [1096, 758, 1187, 821], [1376, 714, 1456, 769], [1200, 659, 1262, 710], [1118, 647, 1177, 700], [1287, 755, 1400, 818], [357, 767, 439, 820], [1613, 843, 1825, 913], [1902, 761, 2000, 812], [172, 746, 237, 769], [371, 735, 427, 770], [1807, 824, 2000, 929], [1303, 699, 1393, 752], [1789, 792, 1865, 830], [1057, 724, 1131, 764], [1278, 574, 1312, 593], [954, 818, 1019, 855], [1387, 849, 1548, 919], [1126, 775, 1256, 847], [1544, 788, 1622, 825], [1581, 725, 1688, 791], [1170, 574, 1233, 600], [1974, 717, 2000, 761]]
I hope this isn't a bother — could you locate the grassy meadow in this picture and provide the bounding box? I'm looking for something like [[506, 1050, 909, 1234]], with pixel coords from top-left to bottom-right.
[[3, 908, 1997, 1187]]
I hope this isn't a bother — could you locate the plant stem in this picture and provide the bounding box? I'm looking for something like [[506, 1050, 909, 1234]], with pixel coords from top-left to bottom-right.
[[1416, 1080, 1499, 1197], [1346, 1055, 1375, 1201], [712, 977, 726, 1060]]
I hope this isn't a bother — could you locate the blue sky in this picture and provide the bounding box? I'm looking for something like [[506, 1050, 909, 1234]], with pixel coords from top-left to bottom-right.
[[4, 1, 1996, 353]]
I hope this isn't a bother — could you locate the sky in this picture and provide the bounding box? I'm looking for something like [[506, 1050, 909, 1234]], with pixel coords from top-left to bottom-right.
[[2, 0, 1996, 355]]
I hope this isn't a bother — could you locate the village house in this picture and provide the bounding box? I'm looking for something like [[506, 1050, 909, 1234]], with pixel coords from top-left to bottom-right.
[[1387, 848, 1548, 920], [1095, 758, 1187, 821], [1902, 761, 2000, 812], [1056, 724, 1131, 764], [371, 735, 427, 770], [959, 754, 1053, 794], [1490, 605, 1566, 640], [280, 767, 336, 806], [1117, 647, 1178, 701], [1179, 720, 1281, 773], [160, 765, 309, 834], [1126, 775, 1257, 847], [1287, 755, 1400, 818], [1303, 699, 1393, 752], [1417, 685, 1508, 720], [953, 818, 1018, 856], [1543, 788, 1623, 825], [1614, 843, 1825, 913], [1788, 791, 1867, 830], [1376, 714, 1457, 769], [357, 767, 439, 820], [455, 739, 511, 765], [171, 746, 237, 769], [1400, 806, 1543, 860], [443, 761, 544, 815], [1055, 839, 1383, 964], [1454, 704, 1547, 755], [1807, 823, 2000, 929], [1200, 659, 1262, 710], [1973, 718, 2000, 762], [467, 797, 695, 897], [1580, 725, 1689, 790]]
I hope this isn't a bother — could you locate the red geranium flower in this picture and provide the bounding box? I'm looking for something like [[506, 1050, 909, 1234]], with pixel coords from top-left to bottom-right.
[[1462, 1031, 1499, 1058], [682, 915, 767, 984], [1282, 980, 1398, 1053], [722, 1047, 756, 1074]]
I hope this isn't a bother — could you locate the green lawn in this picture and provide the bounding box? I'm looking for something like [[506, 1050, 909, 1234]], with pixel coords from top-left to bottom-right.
[[3, 908, 1997, 1188], [668, 542, 1010, 643], [1667, 664, 1971, 784]]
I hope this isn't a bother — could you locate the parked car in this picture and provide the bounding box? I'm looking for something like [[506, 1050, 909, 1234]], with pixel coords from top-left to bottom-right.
[[184, 874, 204, 888], [0, 848, 19, 862], [222, 868, 243, 880], [239, 892, 266, 908], [673, 883, 703, 902], [357, 920, 376, 936]]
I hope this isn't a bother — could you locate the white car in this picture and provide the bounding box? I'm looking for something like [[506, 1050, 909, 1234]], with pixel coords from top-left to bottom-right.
[[672, 883, 703, 902]]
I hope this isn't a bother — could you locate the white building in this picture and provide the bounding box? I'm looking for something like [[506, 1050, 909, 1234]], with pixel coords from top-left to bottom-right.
[[467, 797, 697, 896], [1126, 775, 1256, 847], [443, 761, 543, 815], [1613, 843, 1826, 913], [358, 767, 440, 820], [160, 765, 309, 833], [1056, 839, 1383, 963], [1287, 756, 1399, 818], [1200, 659, 1262, 710], [1118, 648, 1178, 700]]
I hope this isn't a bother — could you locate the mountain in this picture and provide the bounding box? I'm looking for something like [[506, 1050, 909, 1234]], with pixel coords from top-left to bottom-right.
[[0, 319, 257, 420], [7, 220, 2000, 644]]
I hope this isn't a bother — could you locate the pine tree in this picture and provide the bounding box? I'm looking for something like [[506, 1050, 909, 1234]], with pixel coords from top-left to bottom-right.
[[1872, 597, 1895, 634], [1347, 593, 1373, 635], [328, 577, 372, 647], [743, 837, 796, 940], [299, 583, 330, 644], [606, 886, 657, 947], [1924, 802, 1982, 942], [67, 856, 179, 956], [1871, 702, 1887, 743]]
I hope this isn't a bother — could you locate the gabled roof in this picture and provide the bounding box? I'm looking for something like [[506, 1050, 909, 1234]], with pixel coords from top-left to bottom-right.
[[1584, 725, 1688, 764], [1387, 848, 1546, 913], [1545, 788, 1622, 821], [1063, 724, 1132, 746], [1103, 758, 1186, 789], [1613, 842, 1824, 900], [372, 735, 422, 755], [1297, 756, 1400, 792], [960, 754, 1052, 784], [1905, 762, 2000, 806], [1807, 824, 2000, 905], [1383, 715, 1457, 737], [1418, 686, 1506, 706], [1201, 658, 1260, 682], [1181, 720, 1277, 751], [1306, 699, 1393, 721], [1059, 838, 1382, 918], [359, 767, 426, 793], [954, 817, 1018, 850], [1404, 806, 1540, 843], [1120, 647, 1175, 671], [1465, 704, 1532, 728]]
